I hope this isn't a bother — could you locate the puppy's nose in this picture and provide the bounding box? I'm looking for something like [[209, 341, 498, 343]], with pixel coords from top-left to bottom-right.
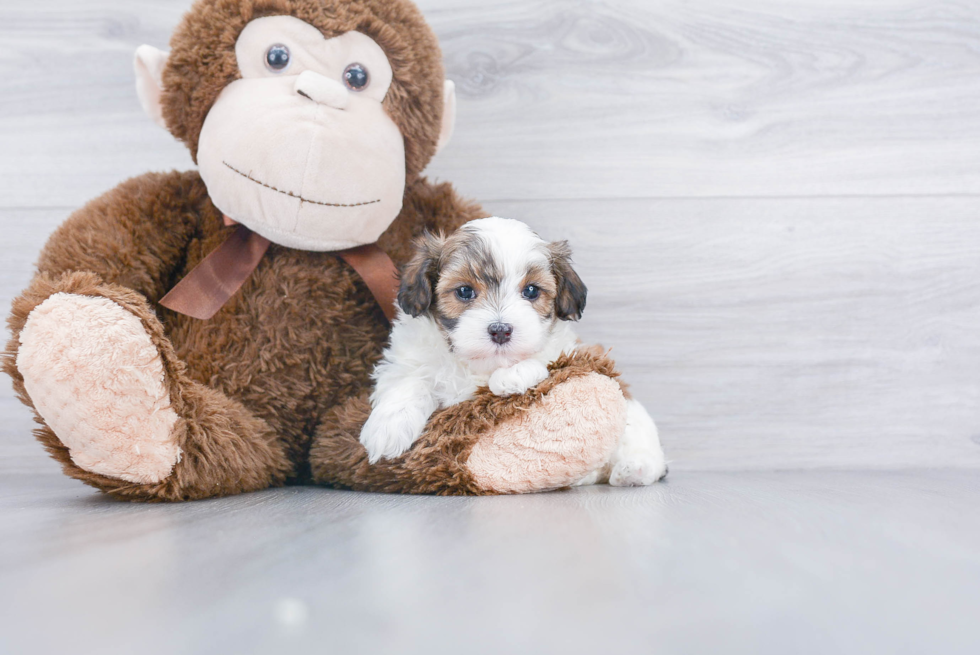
[[488, 323, 513, 345], [294, 70, 349, 109]]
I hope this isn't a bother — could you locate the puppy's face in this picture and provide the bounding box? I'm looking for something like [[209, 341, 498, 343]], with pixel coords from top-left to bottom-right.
[[398, 217, 587, 373]]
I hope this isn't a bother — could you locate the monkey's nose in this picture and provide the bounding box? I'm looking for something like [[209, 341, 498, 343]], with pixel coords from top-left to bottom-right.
[[488, 323, 513, 345], [294, 70, 349, 110]]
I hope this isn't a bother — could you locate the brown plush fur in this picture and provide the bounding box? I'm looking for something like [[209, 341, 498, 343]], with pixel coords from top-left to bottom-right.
[[3, 171, 484, 500], [309, 346, 628, 495], [163, 0, 446, 178], [2, 0, 631, 500]]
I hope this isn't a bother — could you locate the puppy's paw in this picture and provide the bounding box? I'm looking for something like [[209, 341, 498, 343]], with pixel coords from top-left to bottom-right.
[[609, 450, 668, 487], [608, 399, 668, 486], [489, 359, 550, 397], [572, 469, 602, 487], [359, 405, 428, 463]]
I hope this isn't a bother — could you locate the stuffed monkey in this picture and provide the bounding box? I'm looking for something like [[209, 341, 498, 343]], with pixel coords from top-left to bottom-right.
[[3, 0, 640, 500]]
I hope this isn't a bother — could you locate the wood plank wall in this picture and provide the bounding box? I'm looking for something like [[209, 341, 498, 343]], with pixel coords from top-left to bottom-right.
[[2, 0, 979, 471]]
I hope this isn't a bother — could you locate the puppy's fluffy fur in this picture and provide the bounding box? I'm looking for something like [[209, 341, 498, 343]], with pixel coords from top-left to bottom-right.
[[360, 217, 667, 485]]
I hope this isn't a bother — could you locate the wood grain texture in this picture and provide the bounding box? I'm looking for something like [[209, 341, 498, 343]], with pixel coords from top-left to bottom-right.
[[2, 470, 980, 654], [486, 196, 980, 470], [5, 198, 980, 472], [0, 0, 978, 208], [2, 1, 980, 473], [2, 5, 980, 648], [427, 0, 980, 200], [0, 210, 68, 471]]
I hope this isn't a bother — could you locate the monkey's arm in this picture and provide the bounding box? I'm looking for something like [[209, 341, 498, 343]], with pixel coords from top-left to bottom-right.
[[310, 347, 628, 495], [34, 171, 218, 300]]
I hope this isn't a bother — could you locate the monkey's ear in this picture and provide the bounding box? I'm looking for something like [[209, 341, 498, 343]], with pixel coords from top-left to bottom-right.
[[434, 80, 457, 155], [398, 232, 445, 317], [549, 241, 588, 321], [134, 45, 169, 129]]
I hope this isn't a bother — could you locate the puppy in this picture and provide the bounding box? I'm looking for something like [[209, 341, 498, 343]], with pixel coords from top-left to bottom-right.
[[359, 217, 667, 486]]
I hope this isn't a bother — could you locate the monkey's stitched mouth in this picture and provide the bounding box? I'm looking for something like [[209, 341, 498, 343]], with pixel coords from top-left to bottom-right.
[[223, 162, 381, 208]]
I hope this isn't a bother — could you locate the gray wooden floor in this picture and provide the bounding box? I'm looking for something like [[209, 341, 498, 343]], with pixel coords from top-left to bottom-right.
[[2, 1, 980, 653], [3, 470, 980, 655]]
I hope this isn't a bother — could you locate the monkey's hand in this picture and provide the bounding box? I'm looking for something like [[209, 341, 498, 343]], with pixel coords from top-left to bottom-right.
[[488, 359, 549, 397]]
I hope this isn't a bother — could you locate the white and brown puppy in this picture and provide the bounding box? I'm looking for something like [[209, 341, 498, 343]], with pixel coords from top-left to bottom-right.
[[360, 217, 667, 486]]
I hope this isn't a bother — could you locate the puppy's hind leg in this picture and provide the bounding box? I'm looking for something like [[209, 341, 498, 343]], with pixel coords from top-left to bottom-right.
[[607, 399, 668, 486]]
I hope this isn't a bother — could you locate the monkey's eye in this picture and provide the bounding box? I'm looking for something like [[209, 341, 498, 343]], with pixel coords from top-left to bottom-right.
[[344, 63, 370, 91], [265, 44, 291, 72], [455, 286, 476, 301], [522, 285, 541, 300]]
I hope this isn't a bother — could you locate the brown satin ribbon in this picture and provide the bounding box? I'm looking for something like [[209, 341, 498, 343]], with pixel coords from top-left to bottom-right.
[[159, 224, 399, 323], [159, 225, 271, 320], [336, 244, 399, 323]]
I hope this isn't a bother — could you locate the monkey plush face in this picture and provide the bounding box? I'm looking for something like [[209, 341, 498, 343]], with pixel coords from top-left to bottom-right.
[[197, 16, 405, 250], [134, 1, 456, 252]]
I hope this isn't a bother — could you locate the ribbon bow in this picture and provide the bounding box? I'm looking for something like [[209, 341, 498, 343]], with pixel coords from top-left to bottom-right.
[[160, 220, 399, 323]]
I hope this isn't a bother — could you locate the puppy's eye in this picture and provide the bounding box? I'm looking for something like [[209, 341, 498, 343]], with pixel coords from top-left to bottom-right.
[[522, 285, 541, 300], [455, 286, 476, 301], [344, 63, 370, 91], [265, 44, 291, 72]]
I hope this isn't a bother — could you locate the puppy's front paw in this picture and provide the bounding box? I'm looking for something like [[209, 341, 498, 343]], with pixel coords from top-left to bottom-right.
[[489, 359, 550, 397], [359, 406, 428, 464]]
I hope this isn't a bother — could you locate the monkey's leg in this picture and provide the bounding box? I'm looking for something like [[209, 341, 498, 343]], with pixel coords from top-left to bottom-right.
[[309, 348, 627, 495], [4, 272, 291, 501]]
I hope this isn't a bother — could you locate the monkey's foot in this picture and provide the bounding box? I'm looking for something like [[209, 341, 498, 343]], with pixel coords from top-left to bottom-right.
[[466, 372, 626, 493], [17, 293, 181, 484]]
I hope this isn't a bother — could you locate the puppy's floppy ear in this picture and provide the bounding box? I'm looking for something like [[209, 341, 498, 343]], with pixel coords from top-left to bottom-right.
[[548, 240, 588, 321], [398, 231, 445, 317]]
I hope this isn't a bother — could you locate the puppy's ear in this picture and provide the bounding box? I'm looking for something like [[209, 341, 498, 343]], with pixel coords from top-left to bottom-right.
[[548, 240, 588, 321], [398, 231, 445, 317]]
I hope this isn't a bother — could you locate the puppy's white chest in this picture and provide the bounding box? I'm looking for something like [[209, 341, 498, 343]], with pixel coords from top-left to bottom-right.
[[432, 364, 487, 408]]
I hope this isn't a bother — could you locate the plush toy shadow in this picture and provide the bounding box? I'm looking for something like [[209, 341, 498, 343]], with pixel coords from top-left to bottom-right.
[[3, 0, 634, 501]]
